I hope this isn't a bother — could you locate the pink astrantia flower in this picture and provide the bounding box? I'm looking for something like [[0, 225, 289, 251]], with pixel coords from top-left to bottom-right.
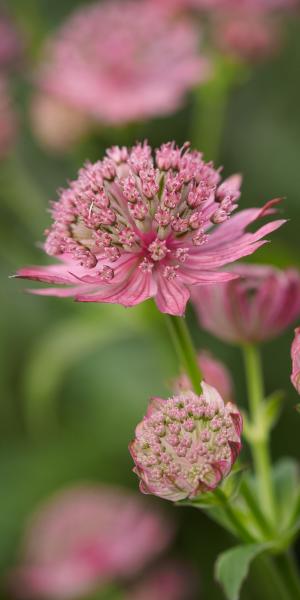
[[192, 264, 300, 344], [0, 76, 17, 159], [9, 485, 173, 599], [129, 382, 242, 502], [35, 0, 208, 126], [291, 327, 300, 394], [174, 350, 234, 403], [128, 561, 197, 600], [16, 142, 285, 316]]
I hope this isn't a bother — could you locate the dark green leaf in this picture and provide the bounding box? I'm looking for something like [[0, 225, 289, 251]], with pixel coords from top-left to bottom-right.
[[215, 543, 267, 600]]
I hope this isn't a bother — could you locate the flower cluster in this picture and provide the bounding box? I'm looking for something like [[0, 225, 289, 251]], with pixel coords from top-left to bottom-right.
[[34, 0, 207, 131], [130, 383, 242, 501], [192, 264, 300, 344], [17, 141, 284, 316], [291, 328, 300, 395], [9, 485, 173, 599], [174, 350, 234, 403]]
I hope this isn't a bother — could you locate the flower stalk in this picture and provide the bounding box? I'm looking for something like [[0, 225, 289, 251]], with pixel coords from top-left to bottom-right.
[[165, 314, 203, 394], [242, 344, 277, 524]]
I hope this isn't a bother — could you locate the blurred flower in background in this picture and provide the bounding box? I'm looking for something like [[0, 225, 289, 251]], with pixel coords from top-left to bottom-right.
[[174, 349, 234, 403], [16, 142, 284, 316], [291, 327, 300, 394], [130, 382, 242, 501], [159, 0, 298, 62], [0, 76, 18, 160], [127, 560, 197, 600], [30, 0, 208, 151], [192, 264, 300, 344], [9, 484, 174, 599]]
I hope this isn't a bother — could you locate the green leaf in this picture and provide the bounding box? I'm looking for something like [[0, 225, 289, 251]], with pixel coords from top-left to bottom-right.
[[215, 543, 267, 600], [262, 391, 284, 431]]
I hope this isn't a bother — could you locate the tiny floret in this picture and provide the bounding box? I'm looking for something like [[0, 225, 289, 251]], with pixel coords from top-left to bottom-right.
[[129, 383, 242, 502]]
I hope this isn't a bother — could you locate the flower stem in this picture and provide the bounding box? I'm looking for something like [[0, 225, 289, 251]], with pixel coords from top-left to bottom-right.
[[191, 56, 242, 162], [274, 553, 300, 600], [242, 344, 277, 524], [214, 487, 255, 543], [164, 315, 202, 394]]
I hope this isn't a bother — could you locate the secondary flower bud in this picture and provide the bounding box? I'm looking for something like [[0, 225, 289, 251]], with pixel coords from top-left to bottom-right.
[[291, 327, 300, 395], [130, 383, 242, 502], [192, 264, 300, 344]]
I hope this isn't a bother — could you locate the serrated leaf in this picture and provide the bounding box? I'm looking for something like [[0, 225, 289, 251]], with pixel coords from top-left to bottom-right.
[[215, 543, 267, 600]]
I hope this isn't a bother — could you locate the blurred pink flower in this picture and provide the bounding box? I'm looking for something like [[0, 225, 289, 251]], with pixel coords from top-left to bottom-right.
[[30, 94, 91, 153], [129, 382, 242, 501], [0, 11, 23, 70], [128, 560, 197, 600], [291, 327, 300, 394], [9, 484, 173, 599], [35, 0, 208, 127], [174, 350, 234, 402], [0, 76, 17, 159], [192, 264, 300, 344], [16, 142, 284, 316]]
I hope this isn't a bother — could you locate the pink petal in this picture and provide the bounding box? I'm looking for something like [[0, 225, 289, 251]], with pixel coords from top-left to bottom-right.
[[155, 274, 190, 316], [76, 267, 156, 307]]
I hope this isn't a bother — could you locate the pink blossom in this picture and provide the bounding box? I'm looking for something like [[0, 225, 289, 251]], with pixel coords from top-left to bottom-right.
[[0, 76, 17, 159], [16, 142, 284, 316], [128, 561, 197, 600], [30, 94, 91, 153], [174, 350, 234, 402], [129, 382, 242, 501], [9, 484, 173, 599], [192, 264, 300, 344], [291, 327, 300, 394], [0, 11, 23, 70], [35, 0, 208, 126]]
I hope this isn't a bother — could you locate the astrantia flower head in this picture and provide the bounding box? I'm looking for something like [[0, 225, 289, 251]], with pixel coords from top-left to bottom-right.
[[17, 141, 285, 316], [129, 383, 242, 501], [174, 350, 234, 403], [291, 327, 300, 395], [192, 264, 300, 344], [9, 485, 173, 599], [35, 0, 207, 126]]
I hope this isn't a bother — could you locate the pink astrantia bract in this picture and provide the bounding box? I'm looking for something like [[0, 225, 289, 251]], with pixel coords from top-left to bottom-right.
[[129, 382, 242, 502], [291, 327, 300, 394], [9, 485, 173, 599], [192, 264, 300, 344], [17, 142, 285, 316], [34, 0, 208, 127], [0, 11, 23, 70], [174, 350, 234, 403]]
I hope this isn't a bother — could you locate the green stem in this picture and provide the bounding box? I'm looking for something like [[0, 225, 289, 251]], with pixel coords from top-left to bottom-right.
[[274, 553, 300, 600], [214, 488, 255, 543], [242, 344, 277, 524], [191, 56, 242, 162], [255, 555, 296, 600], [240, 478, 274, 539], [164, 315, 202, 394]]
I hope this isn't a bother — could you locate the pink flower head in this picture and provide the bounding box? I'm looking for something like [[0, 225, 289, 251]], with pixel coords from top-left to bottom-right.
[[128, 560, 197, 600], [35, 0, 208, 126], [9, 485, 173, 599], [0, 76, 17, 159], [129, 382, 242, 502], [0, 11, 23, 70], [291, 327, 300, 394], [16, 142, 285, 316], [192, 264, 300, 344], [174, 350, 234, 402]]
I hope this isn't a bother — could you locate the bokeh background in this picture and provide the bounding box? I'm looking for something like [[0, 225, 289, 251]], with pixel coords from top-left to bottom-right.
[[1, 0, 300, 598]]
